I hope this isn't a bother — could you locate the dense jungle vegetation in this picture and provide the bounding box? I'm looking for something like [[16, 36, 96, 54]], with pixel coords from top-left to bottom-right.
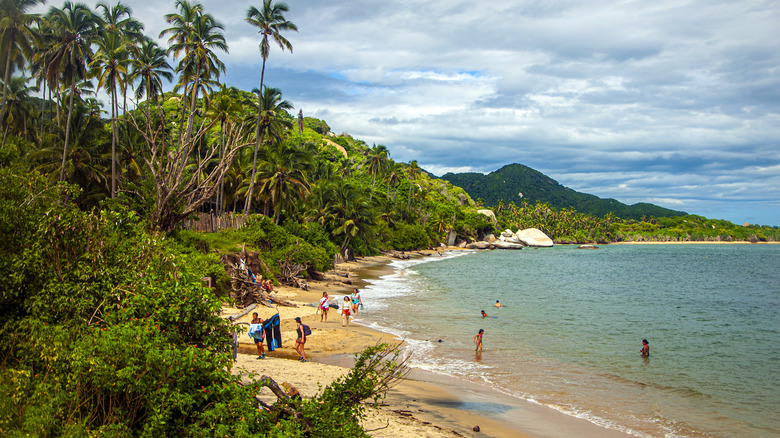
[[1, 0, 778, 436]]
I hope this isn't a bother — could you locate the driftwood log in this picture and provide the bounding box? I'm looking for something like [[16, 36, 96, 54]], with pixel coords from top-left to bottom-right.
[[248, 375, 313, 433], [221, 255, 296, 309]]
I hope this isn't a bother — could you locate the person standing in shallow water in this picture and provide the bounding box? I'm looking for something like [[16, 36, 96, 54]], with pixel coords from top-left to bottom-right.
[[641, 339, 650, 357], [350, 289, 362, 316], [474, 329, 484, 351]]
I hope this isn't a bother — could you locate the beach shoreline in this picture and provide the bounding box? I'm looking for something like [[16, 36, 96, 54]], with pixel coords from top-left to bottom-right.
[[224, 249, 634, 438]]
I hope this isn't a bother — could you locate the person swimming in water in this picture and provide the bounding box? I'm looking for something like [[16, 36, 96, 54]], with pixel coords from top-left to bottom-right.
[[641, 339, 650, 356], [481, 310, 488, 318], [494, 300, 504, 308]]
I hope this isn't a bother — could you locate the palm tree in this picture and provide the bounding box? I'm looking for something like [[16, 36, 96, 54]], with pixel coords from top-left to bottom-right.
[[44, 1, 101, 184], [205, 84, 244, 213], [0, 0, 44, 102], [96, 1, 144, 152], [406, 160, 420, 211], [243, 85, 292, 215], [257, 141, 311, 223], [161, 0, 227, 146], [89, 30, 127, 198], [244, 0, 297, 216], [0, 75, 37, 145], [96, 1, 143, 40], [386, 165, 400, 202], [129, 37, 173, 122], [329, 182, 376, 256], [366, 145, 388, 201]]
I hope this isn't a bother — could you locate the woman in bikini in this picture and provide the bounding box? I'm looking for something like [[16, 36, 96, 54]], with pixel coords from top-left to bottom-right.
[[295, 317, 306, 362]]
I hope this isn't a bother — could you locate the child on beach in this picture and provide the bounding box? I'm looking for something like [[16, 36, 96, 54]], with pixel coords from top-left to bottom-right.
[[319, 292, 330, 322], [474, 329, 484, 351], [342, 296, 351, 327]]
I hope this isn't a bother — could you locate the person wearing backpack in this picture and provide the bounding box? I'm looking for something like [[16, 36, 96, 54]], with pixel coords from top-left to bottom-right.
[[294, 317, 307, 362], [250, 312, 265, 359]]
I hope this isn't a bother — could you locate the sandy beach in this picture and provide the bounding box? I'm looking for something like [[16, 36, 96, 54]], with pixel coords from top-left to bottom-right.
[[223, 250, 632, 438]]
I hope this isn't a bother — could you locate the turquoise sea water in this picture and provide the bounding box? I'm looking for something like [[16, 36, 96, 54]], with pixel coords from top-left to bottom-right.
[[354, 244, 780, 437]]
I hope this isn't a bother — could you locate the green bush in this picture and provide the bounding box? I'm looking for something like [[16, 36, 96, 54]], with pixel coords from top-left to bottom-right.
[[391, 223, 430, 250]]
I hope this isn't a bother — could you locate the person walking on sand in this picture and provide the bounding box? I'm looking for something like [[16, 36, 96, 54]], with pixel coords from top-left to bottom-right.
[[494, 300, 504, 308], [342, 296, 351, 327], [481, 310, 488, 318], [351, 288, 363, 316], [319, 292, 330, 322], [295, 317, 307, 362], [249, 313, 265, 359], [474, 329, 484, 351], [641, 339, 650, 357]]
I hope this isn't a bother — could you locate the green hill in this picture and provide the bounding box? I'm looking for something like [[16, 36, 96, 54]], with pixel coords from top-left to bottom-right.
[[440, 163, 686, 220]]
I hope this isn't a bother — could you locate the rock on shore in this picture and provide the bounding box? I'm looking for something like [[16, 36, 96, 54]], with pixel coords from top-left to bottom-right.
[[465, 227, 554, 250]]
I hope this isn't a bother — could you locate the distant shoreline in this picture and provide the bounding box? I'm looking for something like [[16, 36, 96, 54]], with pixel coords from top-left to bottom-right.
[[609, 240, 779, 245]]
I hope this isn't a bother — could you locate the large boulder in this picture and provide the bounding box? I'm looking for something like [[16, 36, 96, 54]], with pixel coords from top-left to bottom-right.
[[477, 209, 497, 225], [467, 241, 491, 249], [516, 228, 554, 247], [492, 241, 524, 250], [446, 230, 458, 246], [485, 234, 497, 243], [501, 229, 514, 238]]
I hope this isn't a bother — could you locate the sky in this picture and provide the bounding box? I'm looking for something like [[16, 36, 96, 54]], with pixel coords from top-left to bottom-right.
[[36, 0, 780, 226]]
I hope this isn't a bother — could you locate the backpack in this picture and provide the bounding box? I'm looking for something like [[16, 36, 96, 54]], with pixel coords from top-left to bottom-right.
[[302, 324, 312, 336]]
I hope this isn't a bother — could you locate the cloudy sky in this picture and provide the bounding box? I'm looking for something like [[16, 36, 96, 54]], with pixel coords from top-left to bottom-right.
[[40, 0, 780, 225]]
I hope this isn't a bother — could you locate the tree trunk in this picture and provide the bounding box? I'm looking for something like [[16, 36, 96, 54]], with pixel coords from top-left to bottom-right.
[[110, 82, 117, 198], [2, 42, 12, 102], [184, 60, 202, 147], [243, 58, 267, 217], [370, 172, 376, 201], [59, 74, 77, 183]]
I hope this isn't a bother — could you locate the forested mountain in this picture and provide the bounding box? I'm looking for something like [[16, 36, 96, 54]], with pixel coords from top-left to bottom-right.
[[441, 163, 686, 220]]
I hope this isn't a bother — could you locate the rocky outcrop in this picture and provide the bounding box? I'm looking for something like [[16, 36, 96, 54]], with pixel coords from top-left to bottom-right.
[[446, 230, 458, 247], [576, 244, 600, 250], [458, 228, 554, 250], [516, 228, 554, 247], [477, 209, 497, 224]]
